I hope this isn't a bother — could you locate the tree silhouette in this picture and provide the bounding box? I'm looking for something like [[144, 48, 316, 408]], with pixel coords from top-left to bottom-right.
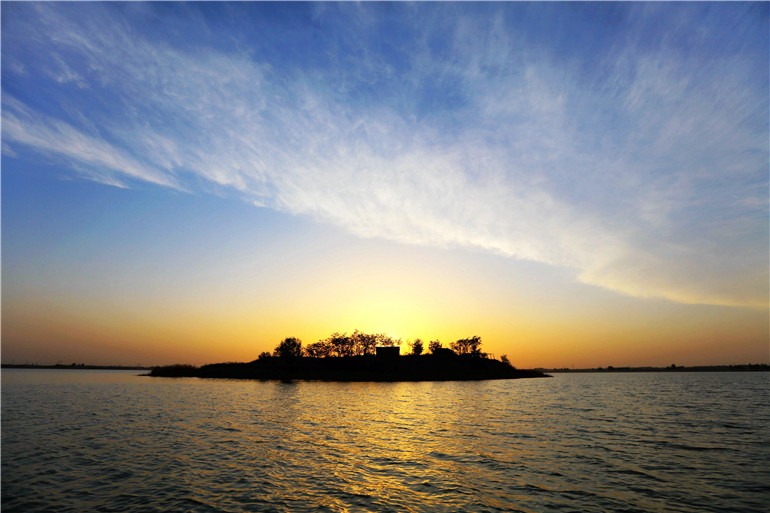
[[263, 331, 490, 360], [305, 340, 331, 358], [273, 337, 303, 358], [351, 330, 378, 356], [376, 333, 403, 349], [326, 332, 355, 357], [450, 336, 483, 357]]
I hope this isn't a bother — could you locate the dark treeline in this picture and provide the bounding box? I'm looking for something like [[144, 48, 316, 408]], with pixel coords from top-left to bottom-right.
[[150, 333, 548, 381], [267, 332, 499, 360]]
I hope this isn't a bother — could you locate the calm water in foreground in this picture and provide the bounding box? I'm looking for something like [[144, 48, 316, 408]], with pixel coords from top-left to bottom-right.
[[2, 370, 768, 512]]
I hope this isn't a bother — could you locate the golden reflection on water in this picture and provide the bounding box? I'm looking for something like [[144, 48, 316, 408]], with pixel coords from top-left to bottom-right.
[[2, 371, 769, 512], [250, 380, 539, 510]]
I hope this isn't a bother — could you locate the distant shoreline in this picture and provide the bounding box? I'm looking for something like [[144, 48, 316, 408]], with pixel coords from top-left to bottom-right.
[[3, 363, 767, 373], [541, 364, 769, 373], [2, 364, 152, 370]]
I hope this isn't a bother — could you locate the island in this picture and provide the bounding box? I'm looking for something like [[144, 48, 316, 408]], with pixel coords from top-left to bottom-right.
[[149, 333, 551, 381]]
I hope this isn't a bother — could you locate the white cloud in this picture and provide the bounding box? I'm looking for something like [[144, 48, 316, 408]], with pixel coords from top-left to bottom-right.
[[2, 96, 179, 189], [2, 3, 767, 308]]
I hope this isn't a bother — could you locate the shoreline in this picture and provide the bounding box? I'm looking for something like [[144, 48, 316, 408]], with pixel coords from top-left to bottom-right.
[[2, 364, 151, 370], [541, 364, 769, 373], [148, 354, 551, 382]]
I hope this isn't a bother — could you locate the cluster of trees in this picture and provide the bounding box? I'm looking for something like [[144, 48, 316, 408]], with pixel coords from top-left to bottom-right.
[[265, 332, 507, 362], [449, 336, 483, 356], [264, 331, 401, 359], [307, 331, 399, 357]]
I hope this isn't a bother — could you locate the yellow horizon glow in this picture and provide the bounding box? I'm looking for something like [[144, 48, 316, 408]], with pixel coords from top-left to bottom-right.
[[3, 244, 767, 369]]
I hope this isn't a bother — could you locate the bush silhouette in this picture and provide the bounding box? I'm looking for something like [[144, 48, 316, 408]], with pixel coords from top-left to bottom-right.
[[274, 337, 303, 358], [351, 330, 378, 356], [305, 340, 331, 357], [324, 332, 355, 357], [451, 336, 483, 357]]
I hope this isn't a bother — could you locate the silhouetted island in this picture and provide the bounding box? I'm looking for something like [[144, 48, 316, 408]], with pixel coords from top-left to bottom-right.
[[149, 333, 550, 381]]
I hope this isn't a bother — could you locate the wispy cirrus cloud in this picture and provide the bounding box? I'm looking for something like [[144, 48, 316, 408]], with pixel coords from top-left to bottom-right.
[[2, 2, 767, 307], [2, 96, 179, 189]]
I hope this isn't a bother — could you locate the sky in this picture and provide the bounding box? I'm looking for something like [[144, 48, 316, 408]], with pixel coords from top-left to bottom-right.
[[2, 2, 768, 368]]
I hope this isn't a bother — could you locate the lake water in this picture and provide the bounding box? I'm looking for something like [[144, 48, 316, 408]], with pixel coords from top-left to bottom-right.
[[2, 369, 768, 512]]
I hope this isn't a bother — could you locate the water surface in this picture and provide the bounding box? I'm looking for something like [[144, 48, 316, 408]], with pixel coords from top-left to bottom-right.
[[3, 370, 768, 512]]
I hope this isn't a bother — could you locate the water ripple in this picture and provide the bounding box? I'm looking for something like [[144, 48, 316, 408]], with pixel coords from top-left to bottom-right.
[[2, 371, 769, 512]]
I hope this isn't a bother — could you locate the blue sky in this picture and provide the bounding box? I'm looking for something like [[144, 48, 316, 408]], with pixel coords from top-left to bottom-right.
[[2, 2, 768, 366]]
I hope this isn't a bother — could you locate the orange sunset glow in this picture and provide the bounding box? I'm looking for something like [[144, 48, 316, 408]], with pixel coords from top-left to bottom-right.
[[2, 2, 768, 369], [3, 4, 770, 513]]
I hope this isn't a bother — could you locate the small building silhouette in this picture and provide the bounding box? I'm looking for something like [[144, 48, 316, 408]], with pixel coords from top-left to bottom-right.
[[432, 348, 456, 358], [376, 346, 400, 358]]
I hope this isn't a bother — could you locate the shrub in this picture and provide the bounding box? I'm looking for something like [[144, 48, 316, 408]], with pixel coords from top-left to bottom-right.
[[450, 336, 483, 357], [273, 337, 303, 358]]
